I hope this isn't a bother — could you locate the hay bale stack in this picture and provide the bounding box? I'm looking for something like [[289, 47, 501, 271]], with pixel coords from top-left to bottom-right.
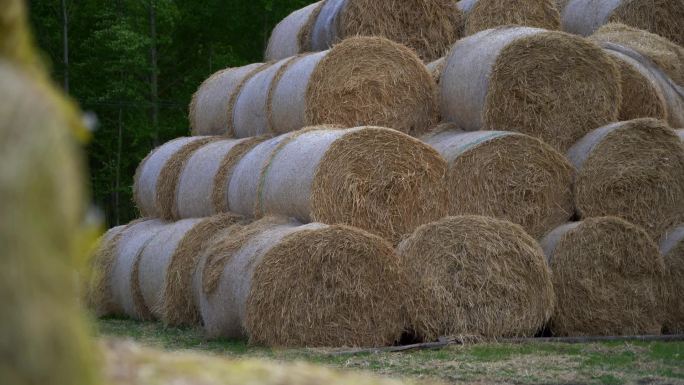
[[559, 0, 684, 46], [660, 225, 684, 334], [228, 126, 448, 243], [458, 0, 561, 36], [196, 217, 410, 347], [86, 224, 127, 315], [541, 217, 665, 336], [568, 118, 684, 237], [229, 36, 437, 138], [422, 127, 574, 238], [399, 216, 554, 341], [189, 63, 267, 136], [133, 136, 218, 219], [265, 0, 463, 62], [136, 214, 243, 326], [439, 26, 620, 152]]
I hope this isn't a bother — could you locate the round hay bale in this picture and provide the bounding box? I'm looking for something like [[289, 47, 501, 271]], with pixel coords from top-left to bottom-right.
[[86, 224, 127, 316], [560, 0, 684, 46], [439, 26, 620, 152], [590, 23, 684, 85], [678, 129, 684, 141], [427, 57, 446, 84], [540, 217, 665, 336], [398, 215, 554, 341], [228, 126, 449, 243], [568, 118, 684, 237], [133, 136, 215, 219], [175, 137, 266, 219], [660, 225, 684, 334], [233, 36, 438, 138], [197, 217, 410, 347], [458, 0, 561, 36], [265, 0, 463, 62], [189, 63, 266, 136], [602, 48, 668, 121], [422, 127, 574, 238], [109, 219, 165, 320]]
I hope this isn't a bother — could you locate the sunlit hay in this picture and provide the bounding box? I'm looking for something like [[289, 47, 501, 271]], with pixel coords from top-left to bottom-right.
[[399, 216, 554, 341], [568, 118, 684, 238], [660, 225, 684, 334], [459, 0, 561, 36], [228, 126, 449, 244], [233, 36, 438, 138], [561, 0, 684, 46], [427, 57, 446, 84], [133, 137, 211, 217], [189, 63, 265, 136], [440, 26, 620, 152], [603, 49, 668, 121], [265, 1, 324, 60], [175, 137, 266, 219], [541, 217, 665, 336], [422, 126, 574, 238], [86, 224, 127, 316]]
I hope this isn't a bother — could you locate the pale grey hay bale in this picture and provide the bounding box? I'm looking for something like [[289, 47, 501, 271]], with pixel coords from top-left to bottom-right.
[[678, 129, 684, 141], [561, 0, 621, 36], [426, 57, 446, 84], [310, 0, 347, 51], [457, 0, 478, 13], [265, 1, 323, 60]]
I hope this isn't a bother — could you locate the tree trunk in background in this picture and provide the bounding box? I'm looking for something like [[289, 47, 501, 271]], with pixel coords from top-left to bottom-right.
[[115, 106, 123, 225], [61, 0, 69, 93], [149, 0, 159, 145]]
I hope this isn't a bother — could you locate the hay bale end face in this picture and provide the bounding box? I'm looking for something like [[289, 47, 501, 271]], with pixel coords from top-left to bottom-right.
[[266, 0, 463, 62], [568, 118, 684, 238], [440, 26, 620, 152], [422, 127, 574, 238], [87, 224, 127, 316], [228, 126, 449, 244], [660, 225, 684, 334], [459, 0, 561, 36], [560, 0, 684, 46], [541, 217, 665, 336], [231, 37, 438, 138], [399, 215, 554, 341]]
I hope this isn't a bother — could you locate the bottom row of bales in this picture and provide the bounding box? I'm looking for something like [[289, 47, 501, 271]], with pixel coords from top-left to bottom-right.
[[88, 214, 683, 347]]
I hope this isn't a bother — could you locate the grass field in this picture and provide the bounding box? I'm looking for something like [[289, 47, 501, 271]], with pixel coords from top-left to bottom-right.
[[97, 318, 684, 385]]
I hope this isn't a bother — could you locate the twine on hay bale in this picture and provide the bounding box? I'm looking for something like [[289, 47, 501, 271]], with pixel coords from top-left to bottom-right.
[[458, 0, 561, 36], [422, 126, 574, 238], [231, 36, 438, 138], [196, 217, 410, 347], [176, 137, 267, 219], [660, 225, 684, 334], [559, 0, 684, 46], [228, 126, 449, 244], [568, 118, 684, 238], [265, 0, 463, 62], [439, 26, 620, 152], [541, 217, 665, 336], [399, 215, 555, 341]]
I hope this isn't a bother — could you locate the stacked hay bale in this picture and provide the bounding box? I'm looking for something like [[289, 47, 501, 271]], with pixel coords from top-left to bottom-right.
[[558, 0, 684, 46], [399, 216, 555, 340], [87, 224, 126, 315], [568, 118, 684, 238], [422, 125, 574, 238], [191, 36, 438, 138], [457, 0, 561, 36], [227, 126, 449, 243], [195, 217, 410, 347], [660, 225, 684, 334], [541, 217, 665, 336], [265, 0, 463, 62], [439, 26, 620, 152]]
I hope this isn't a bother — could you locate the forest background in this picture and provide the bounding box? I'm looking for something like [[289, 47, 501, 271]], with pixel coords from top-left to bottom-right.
[[29, 0, 308, 226]]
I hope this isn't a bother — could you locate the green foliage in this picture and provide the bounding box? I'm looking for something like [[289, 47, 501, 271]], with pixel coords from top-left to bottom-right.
[[28, 0, 311, 226]]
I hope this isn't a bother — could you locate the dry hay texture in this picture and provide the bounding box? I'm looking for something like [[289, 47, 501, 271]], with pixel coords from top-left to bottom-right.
[[398, 216, 555, 341], [541, 217, 665, 336], [458, 0, 561, 36], [422, 126, 574, 238], [228, 126, 449, 244], [439, 26, 620, 153], [660, 225, 684, 334], [559, 0, 684, 46], [87, 224, 128, 316], [568, 118, 684, 238], [196, 217, 410, 347], [231, 36, 438, 138], [265, 0, 463, 62]]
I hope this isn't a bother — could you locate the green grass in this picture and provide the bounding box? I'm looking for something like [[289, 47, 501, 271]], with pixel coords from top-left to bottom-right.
[[97, 318, 684, 385]]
